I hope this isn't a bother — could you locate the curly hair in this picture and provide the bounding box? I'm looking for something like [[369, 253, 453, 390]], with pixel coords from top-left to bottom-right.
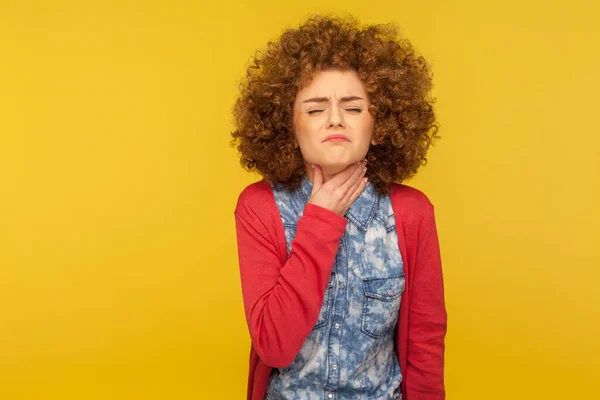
[[230, 13, 440, 196]]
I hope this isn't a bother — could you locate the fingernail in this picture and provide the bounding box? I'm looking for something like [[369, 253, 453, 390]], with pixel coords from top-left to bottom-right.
[[311, 163, 315, 169]]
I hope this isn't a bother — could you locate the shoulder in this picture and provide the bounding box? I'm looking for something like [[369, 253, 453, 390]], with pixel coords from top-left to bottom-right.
[[234, 179, 276, 219], [389, 182, 435, 223]]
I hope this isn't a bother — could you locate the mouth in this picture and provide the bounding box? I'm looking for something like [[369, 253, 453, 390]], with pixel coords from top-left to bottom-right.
[[323, 134, 350, 142]]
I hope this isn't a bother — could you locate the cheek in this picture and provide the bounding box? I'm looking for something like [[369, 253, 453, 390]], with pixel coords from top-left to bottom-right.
[[362, 113, 375, 130], [293, 118, 317, 144], [358, 116, 375, 140]]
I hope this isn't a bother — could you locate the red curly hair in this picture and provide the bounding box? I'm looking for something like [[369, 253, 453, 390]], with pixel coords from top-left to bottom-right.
[[230, 13, 440, 196]]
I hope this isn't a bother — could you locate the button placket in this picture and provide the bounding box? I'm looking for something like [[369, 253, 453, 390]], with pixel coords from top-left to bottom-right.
[[325, 239, 346, 391]]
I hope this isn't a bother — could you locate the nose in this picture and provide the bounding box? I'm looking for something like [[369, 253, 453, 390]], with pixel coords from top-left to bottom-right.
[[327, 103, 346, 128]]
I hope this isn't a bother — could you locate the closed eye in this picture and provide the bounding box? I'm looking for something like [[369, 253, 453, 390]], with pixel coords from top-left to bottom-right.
[[307, 108, 362, 115]]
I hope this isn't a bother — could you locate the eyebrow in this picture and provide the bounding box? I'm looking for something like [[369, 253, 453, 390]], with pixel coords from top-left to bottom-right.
[[302, 96, 364, 104]]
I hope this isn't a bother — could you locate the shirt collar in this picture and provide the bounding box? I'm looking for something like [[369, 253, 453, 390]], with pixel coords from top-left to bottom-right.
[[298, 173, 379, 231]]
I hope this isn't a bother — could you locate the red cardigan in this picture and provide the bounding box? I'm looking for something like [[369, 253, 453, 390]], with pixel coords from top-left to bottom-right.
[[234, 179, 447, 400]]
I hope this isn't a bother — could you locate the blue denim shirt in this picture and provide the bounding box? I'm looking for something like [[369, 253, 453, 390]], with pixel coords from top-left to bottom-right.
[[266, 173, 405, 400]]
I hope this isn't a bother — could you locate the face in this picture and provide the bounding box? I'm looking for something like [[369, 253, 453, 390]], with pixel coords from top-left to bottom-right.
[[292, 68, 375, 175]]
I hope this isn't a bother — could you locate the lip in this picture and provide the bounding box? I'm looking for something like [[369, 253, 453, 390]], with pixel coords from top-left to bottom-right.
[[323, 134, 350, 142]]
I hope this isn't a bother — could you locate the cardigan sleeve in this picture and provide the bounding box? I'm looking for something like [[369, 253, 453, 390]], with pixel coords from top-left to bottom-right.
[[405, 209, 448, 400], [234, 200, 347, 368]]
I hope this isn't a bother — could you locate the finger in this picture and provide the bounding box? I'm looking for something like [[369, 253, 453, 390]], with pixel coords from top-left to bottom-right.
[[326, 160, 363, 187], [339, 160, 367, 195], [345, 176, 368, 206], [342, 168, 367, 204], [311, 164, 323, 195]]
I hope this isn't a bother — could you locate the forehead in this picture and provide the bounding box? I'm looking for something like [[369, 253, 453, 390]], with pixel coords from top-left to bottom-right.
[[296, 69, 367, 99]]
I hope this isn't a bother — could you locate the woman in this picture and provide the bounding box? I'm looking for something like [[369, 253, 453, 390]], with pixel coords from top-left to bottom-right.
[[231, 14, 447, 400]]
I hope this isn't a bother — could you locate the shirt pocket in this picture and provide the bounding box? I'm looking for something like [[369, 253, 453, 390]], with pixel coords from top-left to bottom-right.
[[313, 271, 336, 330], [361, 275, 404, 339]]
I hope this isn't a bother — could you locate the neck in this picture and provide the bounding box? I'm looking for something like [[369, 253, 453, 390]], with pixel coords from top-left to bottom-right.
[[304, 163, 338, 183]]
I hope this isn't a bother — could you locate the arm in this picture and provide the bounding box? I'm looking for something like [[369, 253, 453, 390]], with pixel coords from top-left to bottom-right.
[[234, 201, 347, 368], [405, 210, 448, 399]]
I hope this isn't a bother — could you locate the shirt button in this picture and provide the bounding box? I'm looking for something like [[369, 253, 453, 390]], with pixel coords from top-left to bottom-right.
[[338, 283, 344, 289], [334, 323, 340, 329], [332, 364, 337, 370], [387, 289, 394, 295], [328, 394, 334, 399]]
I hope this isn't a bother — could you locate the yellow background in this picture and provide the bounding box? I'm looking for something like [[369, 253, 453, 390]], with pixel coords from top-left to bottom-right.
[[1, 0, 599, 398]]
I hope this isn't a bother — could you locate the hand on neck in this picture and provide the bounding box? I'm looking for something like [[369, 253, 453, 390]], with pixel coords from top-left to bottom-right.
[[304, 162, 344, 184]]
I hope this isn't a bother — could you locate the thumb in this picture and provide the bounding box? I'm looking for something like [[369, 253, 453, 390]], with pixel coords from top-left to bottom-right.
[[311, 164, 323, 195]]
